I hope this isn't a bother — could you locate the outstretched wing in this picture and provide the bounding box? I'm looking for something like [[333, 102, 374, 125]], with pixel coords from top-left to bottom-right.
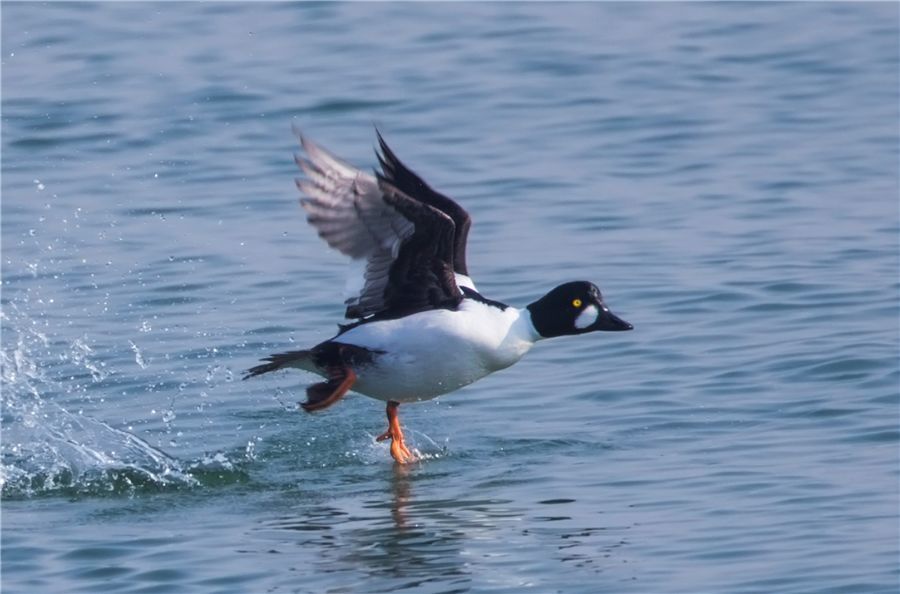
[[375, 130, 473, 278], [295, 129, 462, 319]]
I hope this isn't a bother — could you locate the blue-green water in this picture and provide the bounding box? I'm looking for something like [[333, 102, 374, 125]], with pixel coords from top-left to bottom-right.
[[2, 3, 898, 593]]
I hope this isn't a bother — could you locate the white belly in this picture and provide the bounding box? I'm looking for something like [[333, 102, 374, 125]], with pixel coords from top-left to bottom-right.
[[336, 300, 538, 402]]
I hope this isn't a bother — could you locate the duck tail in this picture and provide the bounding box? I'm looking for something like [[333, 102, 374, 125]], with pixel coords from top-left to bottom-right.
[[243, 350, 313, 380]]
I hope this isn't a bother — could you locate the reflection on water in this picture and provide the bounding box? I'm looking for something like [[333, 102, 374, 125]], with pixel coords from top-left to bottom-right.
[[255, 461, 636, 591], [261, 466, 509, 588], [388, 462, 414, 531]]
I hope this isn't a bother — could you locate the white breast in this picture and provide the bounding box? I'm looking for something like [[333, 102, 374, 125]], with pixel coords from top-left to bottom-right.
[[337, 299, 540, 402]]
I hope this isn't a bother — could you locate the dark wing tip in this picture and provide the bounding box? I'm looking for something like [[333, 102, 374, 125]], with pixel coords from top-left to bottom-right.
[[374, 128, 400, 179], [370, 131, 473, 278]]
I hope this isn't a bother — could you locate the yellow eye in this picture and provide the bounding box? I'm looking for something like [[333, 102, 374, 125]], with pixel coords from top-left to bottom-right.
[[572, 298, 582, 308]]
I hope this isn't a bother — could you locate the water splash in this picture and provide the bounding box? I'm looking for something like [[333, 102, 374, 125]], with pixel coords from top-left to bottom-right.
[[70, 337, 108, 382], [0, 306, 244, 498], [1, 401, 198, 496], [128, 340, 147, 369]]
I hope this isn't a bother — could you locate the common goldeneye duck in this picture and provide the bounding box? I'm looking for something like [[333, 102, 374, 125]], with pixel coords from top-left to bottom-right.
[[245, 129, 633, 463]]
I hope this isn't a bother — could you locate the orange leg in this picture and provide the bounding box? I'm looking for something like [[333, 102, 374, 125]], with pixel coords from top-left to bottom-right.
[[301, 368, 357, 412], [375, 401, 415, 464]]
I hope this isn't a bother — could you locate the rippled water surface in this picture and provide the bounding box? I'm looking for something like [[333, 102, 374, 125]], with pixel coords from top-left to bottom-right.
[[3, 3, 898, 593]]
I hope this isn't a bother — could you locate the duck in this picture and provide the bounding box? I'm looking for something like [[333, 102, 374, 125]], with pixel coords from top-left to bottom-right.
[[244, 128, 633, 463]]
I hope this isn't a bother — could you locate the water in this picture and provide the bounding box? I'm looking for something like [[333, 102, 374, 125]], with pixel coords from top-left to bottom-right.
[[2, 3, 898, 592]]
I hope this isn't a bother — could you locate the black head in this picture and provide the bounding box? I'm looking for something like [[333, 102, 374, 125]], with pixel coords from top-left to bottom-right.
[[526, 281, 632, 339]]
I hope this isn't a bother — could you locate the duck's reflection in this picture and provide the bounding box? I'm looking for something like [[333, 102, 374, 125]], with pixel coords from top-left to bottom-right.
[[263, 461, 521, 587], [388, 461, 413, 530]]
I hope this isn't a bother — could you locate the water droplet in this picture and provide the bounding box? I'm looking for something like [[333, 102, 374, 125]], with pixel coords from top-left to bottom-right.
[[129, 340, 147, 369]]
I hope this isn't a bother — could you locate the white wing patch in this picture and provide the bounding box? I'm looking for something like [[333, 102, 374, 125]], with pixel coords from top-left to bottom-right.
[[574, 304, 599, 330], [454, 272, 477, 292]]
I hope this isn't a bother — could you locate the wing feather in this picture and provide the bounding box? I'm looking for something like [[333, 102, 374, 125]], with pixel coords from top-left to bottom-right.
[[375, 130, 473, 277], [293, 129, 460, 319]]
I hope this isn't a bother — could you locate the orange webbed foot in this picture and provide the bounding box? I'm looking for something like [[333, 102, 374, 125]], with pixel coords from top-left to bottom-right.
[[379, 401, 416, 464], [389, 429, 415, 464]]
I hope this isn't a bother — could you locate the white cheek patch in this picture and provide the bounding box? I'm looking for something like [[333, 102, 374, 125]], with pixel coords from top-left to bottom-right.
[[574, 304, 599, 330]]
